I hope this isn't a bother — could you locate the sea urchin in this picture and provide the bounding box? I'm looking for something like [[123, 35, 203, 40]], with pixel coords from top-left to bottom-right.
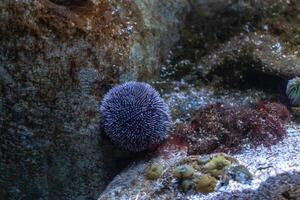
[[100, 81, 171, 152]]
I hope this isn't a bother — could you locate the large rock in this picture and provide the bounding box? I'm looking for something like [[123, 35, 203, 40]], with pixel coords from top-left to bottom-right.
[[163, 0, 300, 87], [197, 32, 300, 90], [0, 0, 190, 199]]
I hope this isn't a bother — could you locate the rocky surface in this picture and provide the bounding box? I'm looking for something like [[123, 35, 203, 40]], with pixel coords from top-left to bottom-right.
[[197, 32, 300, 89], [0, 0, 189, 199], [154, 80, 270, 124], [98, 123, 300, 200], [163, 0, 300, 92], [2, 0, 300, 199]]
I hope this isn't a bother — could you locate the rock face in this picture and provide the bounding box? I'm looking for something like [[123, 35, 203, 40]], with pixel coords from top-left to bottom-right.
[[198, 33, 300, 90], [163, 0, 300, 93], [0, 0, 189, 199]]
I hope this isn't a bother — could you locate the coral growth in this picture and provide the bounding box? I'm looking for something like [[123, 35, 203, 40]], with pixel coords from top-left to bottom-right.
[[175, 102, 288, 155], [203, 156, 230, 178], [172, 155, 240, 194], [195, 174, 217, 194], [144, 163, 164, 180], [173, 165, 195, 179], [100, 81, 171, 152]]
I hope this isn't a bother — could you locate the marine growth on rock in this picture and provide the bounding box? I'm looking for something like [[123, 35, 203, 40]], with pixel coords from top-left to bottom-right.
[[100, 81, 171, 152]]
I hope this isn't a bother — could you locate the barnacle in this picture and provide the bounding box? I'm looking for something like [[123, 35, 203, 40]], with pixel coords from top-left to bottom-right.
[[286, 76, 300, 105], [100, 81, 171, 152]]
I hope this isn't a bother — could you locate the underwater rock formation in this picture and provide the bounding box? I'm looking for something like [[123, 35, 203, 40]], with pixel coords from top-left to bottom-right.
[[0, 0, 189, 199], [197, 33, 300, 91], [163, 0, 300, 93]]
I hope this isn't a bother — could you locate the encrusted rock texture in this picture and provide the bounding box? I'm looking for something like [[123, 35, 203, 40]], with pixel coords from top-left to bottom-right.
[[0, 0, 189, 199], [163, 0, 300, 89]]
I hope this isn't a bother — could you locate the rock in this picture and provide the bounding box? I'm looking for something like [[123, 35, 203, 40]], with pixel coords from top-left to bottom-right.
[[163, 0, 300, 92], [198, 33, 300, 89], [226, 165, 253, 184], [98, 124, 300, 200], [128, 1, 190, 80], [0, 0, 190, 199]]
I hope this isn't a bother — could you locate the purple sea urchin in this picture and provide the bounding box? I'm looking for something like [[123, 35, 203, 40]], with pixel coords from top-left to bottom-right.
[[100, 81, 171, 152]]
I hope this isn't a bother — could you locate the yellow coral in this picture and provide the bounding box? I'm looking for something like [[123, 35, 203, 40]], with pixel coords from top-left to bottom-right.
[[195, 174, 217, 194], [203, 155, 230, 178], [145, 163, 164, 180]]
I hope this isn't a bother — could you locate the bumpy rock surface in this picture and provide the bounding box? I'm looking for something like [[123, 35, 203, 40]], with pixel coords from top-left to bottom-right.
[[0, 0, 189, 199], [163, 0, 300, 91], [198, 33, 300, 89]]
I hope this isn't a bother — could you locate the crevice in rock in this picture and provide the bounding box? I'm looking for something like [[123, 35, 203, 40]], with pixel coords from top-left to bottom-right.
[[282, 191, 296, 200], [49, 0, 92, 8], [203, 56, 289, 94], [171, 1, 262, 64]]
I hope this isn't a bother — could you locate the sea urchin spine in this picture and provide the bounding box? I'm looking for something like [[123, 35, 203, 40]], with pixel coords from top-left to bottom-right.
[[100, 81, 171, 152]]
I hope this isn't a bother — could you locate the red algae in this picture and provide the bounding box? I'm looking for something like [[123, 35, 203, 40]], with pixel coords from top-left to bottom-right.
[[174, 102, 288, 155], [255, 101, 290, 122]]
